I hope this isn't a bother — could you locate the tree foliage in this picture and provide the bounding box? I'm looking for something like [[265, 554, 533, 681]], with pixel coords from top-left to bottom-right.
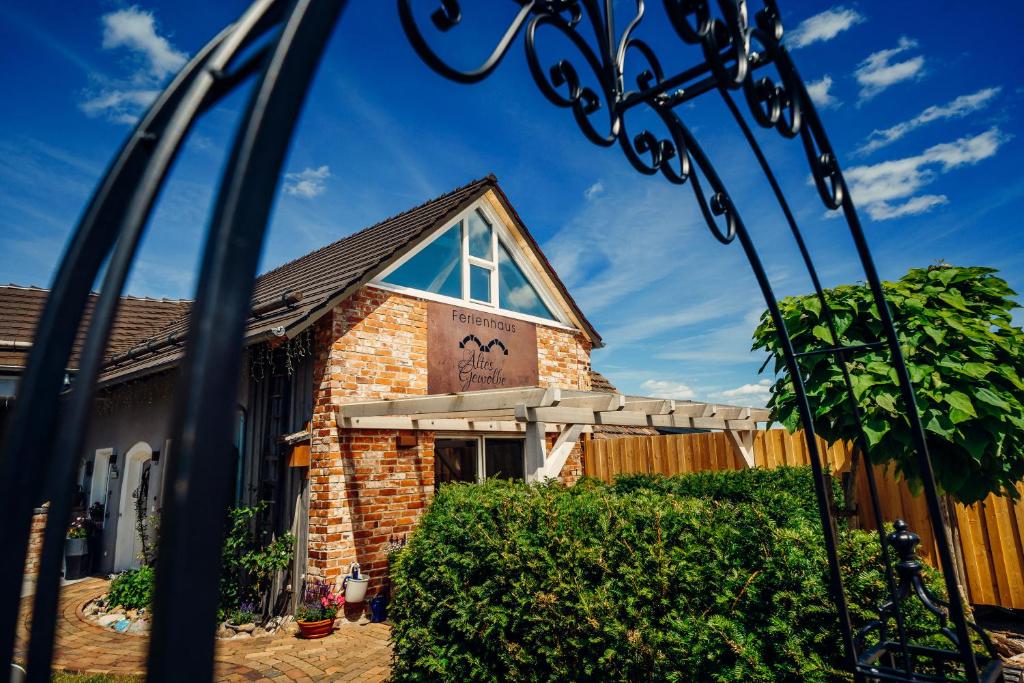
[[752, 264, 1024, 504]]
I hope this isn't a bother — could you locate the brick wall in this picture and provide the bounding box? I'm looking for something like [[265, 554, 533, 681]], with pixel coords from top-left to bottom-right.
[[308, 287, 592, 590], [24, 506, 48, 578]]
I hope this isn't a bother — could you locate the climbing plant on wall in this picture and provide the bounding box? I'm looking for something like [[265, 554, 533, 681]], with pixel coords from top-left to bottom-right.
[[753, 264, 1024, 505]]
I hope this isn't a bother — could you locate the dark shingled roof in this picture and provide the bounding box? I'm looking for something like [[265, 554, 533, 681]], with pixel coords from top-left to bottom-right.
[[0, 285, 190, 372], [589, 370, 660, 439], [94, 175, 599, 385]]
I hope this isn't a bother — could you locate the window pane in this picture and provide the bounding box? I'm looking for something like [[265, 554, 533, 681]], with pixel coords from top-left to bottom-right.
[[435, 439, 478, 486], [381, 223, 461, 297], [470, 264, 491, 302], [497, 241, 556, 320], [467, 211, 492, 260], [484, 439, 525, 480]]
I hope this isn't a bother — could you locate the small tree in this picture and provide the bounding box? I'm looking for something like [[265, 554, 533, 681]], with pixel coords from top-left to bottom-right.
[[752, 264, 1024, 506]]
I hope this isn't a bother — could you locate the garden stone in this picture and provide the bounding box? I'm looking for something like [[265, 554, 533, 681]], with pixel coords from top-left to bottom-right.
[[252, 627, 267, 637], [231, 632, 251, 640], [216, 626, 232, 639], [127, 620, 149, 635], [96, 614, 120, 628], [236, 622, 256, 633]]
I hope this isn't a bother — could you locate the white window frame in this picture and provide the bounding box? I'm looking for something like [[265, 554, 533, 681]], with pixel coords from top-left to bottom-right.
[[434, 434, 526, 485], [373, 199, 571, 329]]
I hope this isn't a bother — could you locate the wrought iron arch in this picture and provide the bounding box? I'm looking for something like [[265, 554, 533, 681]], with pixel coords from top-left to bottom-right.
[[0, 1, 1004, 681]]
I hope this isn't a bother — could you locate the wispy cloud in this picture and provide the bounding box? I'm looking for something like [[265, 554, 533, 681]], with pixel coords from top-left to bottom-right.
[[857, 87, 1002, 154], [80, 6, 187, 124], [640, 379, 696, 400], [844, 127, 1008, 220], [787, 7, 865, 49], [81, 89, 161, 125], [584, 180, 605, 200], [855, 37, 925, 102], [283, 165, 331, 199], [805, 75, 839, 109]]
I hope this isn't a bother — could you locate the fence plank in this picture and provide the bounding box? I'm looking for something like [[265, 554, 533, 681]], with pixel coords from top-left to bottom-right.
[[583, 429, 1024, 610]]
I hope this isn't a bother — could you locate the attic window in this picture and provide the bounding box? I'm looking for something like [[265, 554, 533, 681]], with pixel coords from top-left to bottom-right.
[[380, 207, 558, 322], [380, 222, 461, 299]]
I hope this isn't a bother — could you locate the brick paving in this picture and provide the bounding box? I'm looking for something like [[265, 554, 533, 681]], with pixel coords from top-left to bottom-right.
[[15, 578, 392, 681]]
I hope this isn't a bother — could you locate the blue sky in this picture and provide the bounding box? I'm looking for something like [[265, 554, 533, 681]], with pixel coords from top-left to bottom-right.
[[1, 1, 1021, 406]]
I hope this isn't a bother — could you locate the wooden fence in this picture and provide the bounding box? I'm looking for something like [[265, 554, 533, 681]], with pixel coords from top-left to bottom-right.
[[583, 430, 1024, 610]]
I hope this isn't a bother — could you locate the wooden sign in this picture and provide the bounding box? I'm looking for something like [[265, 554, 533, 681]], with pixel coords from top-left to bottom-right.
[[427, 301, 538, 394]]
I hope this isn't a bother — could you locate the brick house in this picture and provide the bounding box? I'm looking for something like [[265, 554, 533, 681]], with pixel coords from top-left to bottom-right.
[[9, 175, 767, 592]]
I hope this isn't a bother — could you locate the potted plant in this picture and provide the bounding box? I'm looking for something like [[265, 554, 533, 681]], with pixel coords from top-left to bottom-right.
[[65, 516, 89, 580], [295, 580, 344, 639], [65, 516, 88, 556]]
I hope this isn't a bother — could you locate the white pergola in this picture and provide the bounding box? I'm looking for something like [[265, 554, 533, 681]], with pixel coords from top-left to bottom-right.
[[335, 386, 770, 481]]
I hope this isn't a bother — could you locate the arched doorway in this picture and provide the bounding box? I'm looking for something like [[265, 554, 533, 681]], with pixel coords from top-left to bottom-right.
[[114, 442, 152, 572]]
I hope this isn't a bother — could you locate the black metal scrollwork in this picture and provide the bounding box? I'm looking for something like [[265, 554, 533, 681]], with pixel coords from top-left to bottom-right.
[[398, 2, 1002, 681]]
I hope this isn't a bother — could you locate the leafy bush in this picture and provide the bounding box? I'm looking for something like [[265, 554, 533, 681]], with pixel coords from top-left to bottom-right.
[[390, 472, 953, 683], [107, 565, 155, 610], [219, 502, 295, 619]]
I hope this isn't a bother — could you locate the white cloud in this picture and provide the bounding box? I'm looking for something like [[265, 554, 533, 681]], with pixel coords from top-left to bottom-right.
[[102, 6, 186, 79], [640, 379, 696, 400], [855, 37, 925, 102], [857, 87, 1002, 154], [805, 75, 839, 109], [80, 6, 187, 124], [787, 7, 865, 49], [844, 127, 1008, 220], [284, 165, 331, 198], [710, 379, 773, 407]]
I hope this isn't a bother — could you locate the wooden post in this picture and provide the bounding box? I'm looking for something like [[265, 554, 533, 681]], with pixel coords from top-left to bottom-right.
[[524, 420, 546, 482]]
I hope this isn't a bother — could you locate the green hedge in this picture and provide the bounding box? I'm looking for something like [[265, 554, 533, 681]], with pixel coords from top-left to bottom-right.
[[609, 465, 841, 529], [390, 468, 942, 683]]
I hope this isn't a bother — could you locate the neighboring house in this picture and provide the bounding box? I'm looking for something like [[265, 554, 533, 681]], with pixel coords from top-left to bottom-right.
[[7, 175, 767, 589]]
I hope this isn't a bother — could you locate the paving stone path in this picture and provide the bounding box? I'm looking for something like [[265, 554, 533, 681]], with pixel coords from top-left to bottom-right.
[[15, 578, 392, 682]]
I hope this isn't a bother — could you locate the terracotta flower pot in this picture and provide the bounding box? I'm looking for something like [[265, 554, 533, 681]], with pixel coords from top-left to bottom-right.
[[296, 618, 334, 639]]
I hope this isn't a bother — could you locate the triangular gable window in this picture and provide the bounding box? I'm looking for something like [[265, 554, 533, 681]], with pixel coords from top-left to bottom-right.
[[381, 222, 461, 299], [497, 241, 555, 319], [380, 207, 559, 322]]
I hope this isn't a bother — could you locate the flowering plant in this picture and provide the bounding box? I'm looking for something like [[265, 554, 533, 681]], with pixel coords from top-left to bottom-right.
[[67, 516, 88, 539], [295, 580, 344, 623]]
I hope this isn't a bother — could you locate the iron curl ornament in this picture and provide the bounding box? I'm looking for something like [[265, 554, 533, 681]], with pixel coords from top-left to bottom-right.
[[399, 1, 1002, 682]]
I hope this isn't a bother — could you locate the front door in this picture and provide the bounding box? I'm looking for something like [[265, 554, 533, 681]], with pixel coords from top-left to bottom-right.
[[114, 443, 152, 571]]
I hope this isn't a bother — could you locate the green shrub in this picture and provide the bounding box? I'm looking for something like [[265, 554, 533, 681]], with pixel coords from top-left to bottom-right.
[[390, 471, 953, 683], [107, 565, 155, 610]]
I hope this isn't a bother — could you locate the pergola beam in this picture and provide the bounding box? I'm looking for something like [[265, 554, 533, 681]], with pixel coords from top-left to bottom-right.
[[336, 414, 579, 433], [336, 386, 562, 418], [333, 387, 768, 433]]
